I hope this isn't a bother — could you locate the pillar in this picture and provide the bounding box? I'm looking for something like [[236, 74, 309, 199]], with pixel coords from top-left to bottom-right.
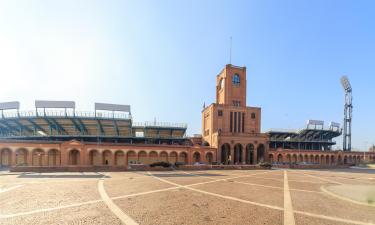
[[230, 148, 235, 165]]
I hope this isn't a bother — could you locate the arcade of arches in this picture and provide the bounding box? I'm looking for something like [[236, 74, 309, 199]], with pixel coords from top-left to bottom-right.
[[0, 141, 217, 167], [268, 150, 375, 165], [1, 141, 374, 168], [220, 143, 266, 165]]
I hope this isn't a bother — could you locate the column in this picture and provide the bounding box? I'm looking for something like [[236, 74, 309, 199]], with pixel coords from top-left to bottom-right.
[[11, 150, 17, 166], [241, 149, 246, 164], [27, 149, 33, 166], [230, 147, 234, 165], [60, 147, 68, 166], [253, 147, 258, 164]]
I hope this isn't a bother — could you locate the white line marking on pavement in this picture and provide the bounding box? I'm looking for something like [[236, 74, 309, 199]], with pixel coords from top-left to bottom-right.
[[294, 210, 375, 225], [302, 172, 343, 185], [0, 170, 275, 219], [0, 199, 103, 219], [283, 170, 296, 225], [98, 176, 138, 225], [320, 186, 375, 208], [181, 170, 323, 194], [147, 171, 284, 211], [0, 185, 23, 194]]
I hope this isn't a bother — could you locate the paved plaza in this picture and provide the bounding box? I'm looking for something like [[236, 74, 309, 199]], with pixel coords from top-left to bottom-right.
[[0, 168, 374, 225]]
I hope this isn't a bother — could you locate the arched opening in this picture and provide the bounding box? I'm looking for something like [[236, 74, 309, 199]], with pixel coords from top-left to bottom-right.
[[320, 155, 325, 165], [326, 155, 330, 164], [0, 148, 12, 167], [310, 155, 314, 163], [169, 152, 177, 164], [304, 155, 309, 163], [277, 154, 283, 163], [338, 155, 342, 164], [149, 151, 158, 164], [206, 152, 213, 164], [102, 150, 112, 165], [69, 149, 80, 165], [286, 154, 291, 164], [315, 155, 319, 164], [257, 144, 265, 163], [193, 152, 201, 163], [246, 144, 254, 164], [349, 155, 353, 163], [292, 154, 297, 163], [115, 151, 125, 166], [357, 156, 361, 163], [344, 155, 348, 164], [127, 151, 137, 164], [179, 152, 188, 164], [48, 149, 59, 166], [269, 154, 274, 164], [16, 148, 28, 166], [298, 155, 303, 163], [331, 155, 335, 164], [159, 151, 168, 162], [32, 149, 44, 166], [234, 144, 243, 164], [138, 151, 147, 164], [89, 150, 100, 165], [221, 143, 231, 164]]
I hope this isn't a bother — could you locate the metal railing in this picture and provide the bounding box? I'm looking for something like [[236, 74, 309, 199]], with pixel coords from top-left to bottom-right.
[[0, 110, 132, 120], [132, 121, 187, 129]]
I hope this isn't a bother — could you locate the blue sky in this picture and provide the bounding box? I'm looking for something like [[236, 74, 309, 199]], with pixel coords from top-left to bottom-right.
[[0, 0, 374, 150]]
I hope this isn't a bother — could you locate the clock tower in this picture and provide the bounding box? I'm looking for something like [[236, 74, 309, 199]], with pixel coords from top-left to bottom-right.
[[202, 64, 269, 165]]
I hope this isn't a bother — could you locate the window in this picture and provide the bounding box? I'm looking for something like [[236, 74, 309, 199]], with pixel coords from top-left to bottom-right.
[[251, 113, 256, 119], [232, 74, 240, 86], [218, 110, 223, 116], [232, 100, 240, 107]]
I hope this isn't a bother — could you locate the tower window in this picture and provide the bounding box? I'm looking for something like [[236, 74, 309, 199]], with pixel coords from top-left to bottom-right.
[[218, 110, 223, 116], [251, 113, 256, 119], [232, 74, 240, 86], [232, 100, 240, 107]]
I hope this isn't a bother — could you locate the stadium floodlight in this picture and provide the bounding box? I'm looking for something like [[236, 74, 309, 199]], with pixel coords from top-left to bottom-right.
[[340, 76, 353, 152], [340, 76, 352, 92]]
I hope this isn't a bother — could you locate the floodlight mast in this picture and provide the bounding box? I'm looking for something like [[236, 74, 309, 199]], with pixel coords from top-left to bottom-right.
[[340, 76, 353, 152]]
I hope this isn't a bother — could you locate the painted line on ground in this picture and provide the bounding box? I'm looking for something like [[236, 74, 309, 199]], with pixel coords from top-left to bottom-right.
[[296, 172, 343, 185], [0, 185, 23, 194], [179, 170, 374, 225], [0, 170, 275, 219], [283, 170, 296, 225], [320, 186, 375, 208], [294, 210, 375, 225], [147, 171, 284, 211], [0, 199, 103, 219], [98, 176, 139, 225], [180, 170, 323, 194]]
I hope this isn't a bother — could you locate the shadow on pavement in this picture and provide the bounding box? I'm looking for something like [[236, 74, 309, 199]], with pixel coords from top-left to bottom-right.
[[149, 173, 226, 178], [17, 173, 110, 179]]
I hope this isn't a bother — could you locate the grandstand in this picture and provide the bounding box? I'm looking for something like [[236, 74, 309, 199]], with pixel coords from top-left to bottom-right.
[[0, 101, 188, 144], [268, 120, 341, 151]]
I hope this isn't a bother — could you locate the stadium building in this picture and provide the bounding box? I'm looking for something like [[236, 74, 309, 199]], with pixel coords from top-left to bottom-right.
[[0, 64, 374, 169]]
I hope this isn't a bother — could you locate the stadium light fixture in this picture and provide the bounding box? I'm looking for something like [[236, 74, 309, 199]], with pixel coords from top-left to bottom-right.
[[340, 76, 352, 92]]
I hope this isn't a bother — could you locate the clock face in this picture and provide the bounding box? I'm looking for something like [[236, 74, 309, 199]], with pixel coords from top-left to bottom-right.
[[219, 78, 224, 90]]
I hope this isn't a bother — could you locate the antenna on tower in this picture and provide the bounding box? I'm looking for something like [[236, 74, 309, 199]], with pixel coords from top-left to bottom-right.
[[229, 36, 232, 64]]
